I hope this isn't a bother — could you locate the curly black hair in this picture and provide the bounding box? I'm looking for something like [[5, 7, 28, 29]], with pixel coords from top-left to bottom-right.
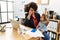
[[24, 4, 29, 12], [24, 2, 38, 12]]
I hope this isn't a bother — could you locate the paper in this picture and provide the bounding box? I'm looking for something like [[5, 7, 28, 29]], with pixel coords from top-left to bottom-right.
[[25, 29, 44, 37], [20, 24, 30, 31], [20, 25, 44, 37]]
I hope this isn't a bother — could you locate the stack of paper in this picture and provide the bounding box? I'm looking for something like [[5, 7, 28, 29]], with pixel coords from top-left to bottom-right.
[[25, 29, 44, 37]]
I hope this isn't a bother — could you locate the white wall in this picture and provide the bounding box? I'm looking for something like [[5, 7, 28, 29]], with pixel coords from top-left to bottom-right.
[[14, 0, 35, 18], [14, 0, 60, 18], [48, 0, 60, 15], [38, 0, 60, 15]]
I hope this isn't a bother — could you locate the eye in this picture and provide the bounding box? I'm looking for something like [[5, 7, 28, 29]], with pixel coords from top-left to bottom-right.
[[31, 10, 34, 11]]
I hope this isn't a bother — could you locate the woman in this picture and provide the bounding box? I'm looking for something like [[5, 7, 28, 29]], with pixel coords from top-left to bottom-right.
[[24, 2, 40, 28]]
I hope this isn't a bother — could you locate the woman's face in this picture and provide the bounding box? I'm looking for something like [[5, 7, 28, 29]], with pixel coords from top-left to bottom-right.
[[29, 8, 35, 14]]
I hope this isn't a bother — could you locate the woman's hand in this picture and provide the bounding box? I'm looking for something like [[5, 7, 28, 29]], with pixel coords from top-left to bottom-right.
[[27, 11, 33, 20], [36, 25, 38, 29], [29, 10, 33, 15]]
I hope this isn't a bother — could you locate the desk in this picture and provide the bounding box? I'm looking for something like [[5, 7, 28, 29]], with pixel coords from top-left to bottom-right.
[[0, 24, 43, 40], [0, 28, 32, 40]]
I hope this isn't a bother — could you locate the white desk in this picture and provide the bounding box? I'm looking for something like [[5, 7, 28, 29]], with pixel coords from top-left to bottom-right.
[[0, 24, 44, 40], [20, 24, 44, 40]]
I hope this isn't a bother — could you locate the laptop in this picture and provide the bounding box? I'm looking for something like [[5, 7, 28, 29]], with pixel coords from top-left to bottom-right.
[[10, 19, 20, 30]]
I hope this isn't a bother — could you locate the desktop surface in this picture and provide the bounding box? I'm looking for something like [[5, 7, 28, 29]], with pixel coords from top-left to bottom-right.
[[0, 24, 43, 40]]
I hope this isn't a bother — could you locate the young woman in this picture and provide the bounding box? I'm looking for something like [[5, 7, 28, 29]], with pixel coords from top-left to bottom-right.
[[24, 2, 40, 28]]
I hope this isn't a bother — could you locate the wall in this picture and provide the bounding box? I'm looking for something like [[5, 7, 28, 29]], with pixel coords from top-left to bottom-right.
[[14, 0, 34, 18], [38, 0, 60, 15], [48, 0, 60, 15], [14, 0, 60, 18]]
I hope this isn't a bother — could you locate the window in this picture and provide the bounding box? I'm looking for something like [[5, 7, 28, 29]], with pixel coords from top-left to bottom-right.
[[8, 2, 13, 11], [1, 1, 7, 12], [0, 0, 14, 23], [1, 13, 7, 22], [8, 13, 13, 21], [0, 13, 2, 23]]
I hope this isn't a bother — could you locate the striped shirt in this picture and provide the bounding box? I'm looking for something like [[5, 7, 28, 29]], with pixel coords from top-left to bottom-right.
[[38, 21, 48, 32]]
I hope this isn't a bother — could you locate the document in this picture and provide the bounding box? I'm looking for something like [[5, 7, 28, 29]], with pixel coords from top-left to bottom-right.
[[25, 29, 44, 37]]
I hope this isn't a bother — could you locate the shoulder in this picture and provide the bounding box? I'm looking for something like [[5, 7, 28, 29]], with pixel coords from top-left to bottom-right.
[[35, 12, 40, 16], [38, 22, 42, 25], [35, 12, 40, 15], [35, 12, 40, 18]]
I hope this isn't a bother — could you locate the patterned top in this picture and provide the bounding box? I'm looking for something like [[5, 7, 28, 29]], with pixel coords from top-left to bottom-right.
[[38, 21, 48, 32]]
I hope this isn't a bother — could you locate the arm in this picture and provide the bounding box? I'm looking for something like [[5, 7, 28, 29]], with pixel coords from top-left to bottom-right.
[[24, 13, 34, 27], [45, 16, 49, 26], [36, 25, 38, 29], [36, 25, 43, 33], [36, 22, 46, 32], [24, 14, 31, 26]]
